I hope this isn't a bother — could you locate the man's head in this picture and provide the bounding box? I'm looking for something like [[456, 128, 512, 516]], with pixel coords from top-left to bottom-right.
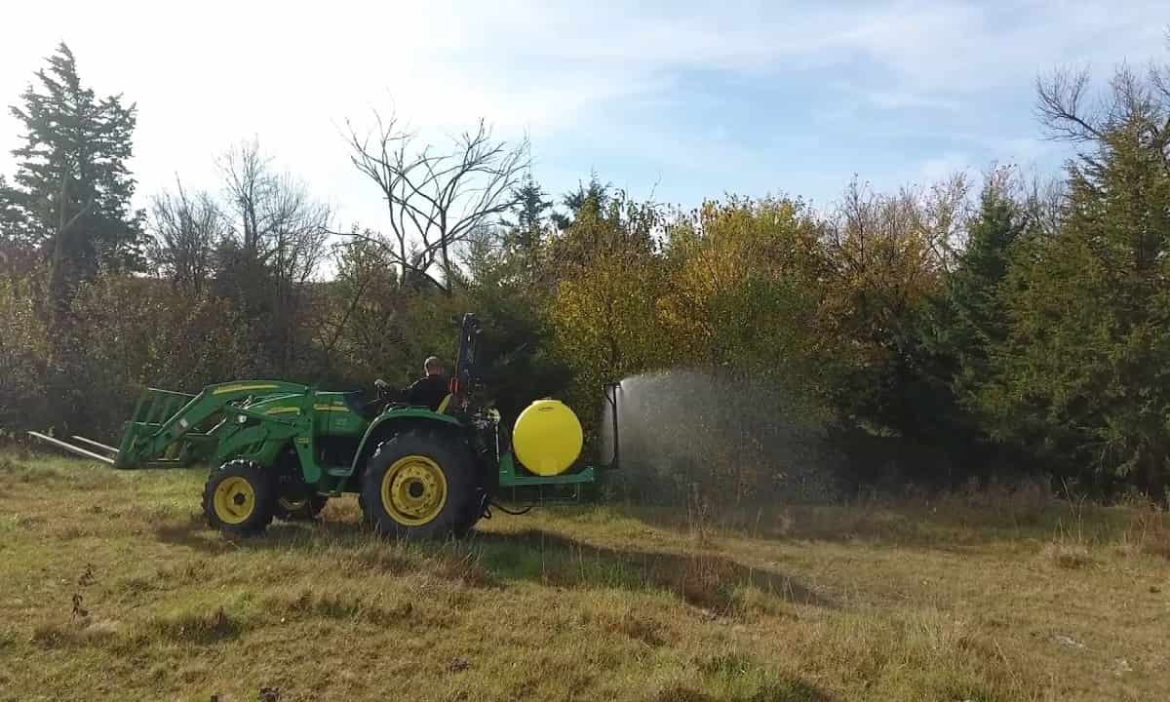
[[424, 356, 444, 376]]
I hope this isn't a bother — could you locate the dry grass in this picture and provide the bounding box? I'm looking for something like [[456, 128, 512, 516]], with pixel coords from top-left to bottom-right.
[[1, 452, 1168, 701], [1040, 542, 1096, 569]]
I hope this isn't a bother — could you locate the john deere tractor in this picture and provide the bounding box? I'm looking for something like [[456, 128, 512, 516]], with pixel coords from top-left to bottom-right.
[[31, 314, 619, 539]]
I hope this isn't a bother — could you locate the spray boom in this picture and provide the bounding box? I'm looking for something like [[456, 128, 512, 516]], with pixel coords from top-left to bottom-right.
[[603, 381, 622, 471]]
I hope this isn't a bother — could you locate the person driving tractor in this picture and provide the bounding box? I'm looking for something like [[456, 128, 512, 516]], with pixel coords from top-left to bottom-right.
[[374, 356, 449, 411]]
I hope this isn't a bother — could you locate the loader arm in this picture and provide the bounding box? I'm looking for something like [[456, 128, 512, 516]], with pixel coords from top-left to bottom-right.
[[115, 380, 310, 468]]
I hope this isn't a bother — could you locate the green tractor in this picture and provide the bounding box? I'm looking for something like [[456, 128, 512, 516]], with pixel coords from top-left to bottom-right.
[[30, 313, 620, 539]]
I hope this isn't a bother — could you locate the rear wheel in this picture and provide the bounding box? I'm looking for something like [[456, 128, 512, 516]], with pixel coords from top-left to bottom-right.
[[202, 460, 275, 536], [361, 430, 481, 539]]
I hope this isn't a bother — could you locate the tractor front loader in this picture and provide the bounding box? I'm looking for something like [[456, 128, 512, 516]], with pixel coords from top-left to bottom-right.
[[30, 313, 620, 539]]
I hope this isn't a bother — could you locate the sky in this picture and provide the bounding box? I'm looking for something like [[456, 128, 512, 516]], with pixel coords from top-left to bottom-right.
[[1, 0, 1168, 233]]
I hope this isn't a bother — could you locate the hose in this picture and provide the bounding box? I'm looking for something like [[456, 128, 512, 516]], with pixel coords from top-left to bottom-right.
[[486, 501, 534, 517]]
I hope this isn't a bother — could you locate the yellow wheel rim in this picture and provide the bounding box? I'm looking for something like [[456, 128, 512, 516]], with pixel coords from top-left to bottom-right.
[[381, 455, 447, 526], [213, 476, 256, 525]]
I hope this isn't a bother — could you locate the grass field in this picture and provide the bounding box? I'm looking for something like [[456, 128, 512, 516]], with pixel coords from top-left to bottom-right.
[[1, 451, 1167, 701]]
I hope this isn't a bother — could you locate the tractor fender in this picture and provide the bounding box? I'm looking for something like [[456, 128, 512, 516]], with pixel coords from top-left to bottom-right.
[[349, 409, 463, 480]]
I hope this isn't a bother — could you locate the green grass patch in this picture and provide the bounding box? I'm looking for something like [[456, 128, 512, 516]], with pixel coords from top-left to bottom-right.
[[1, 451, 1168, 701]]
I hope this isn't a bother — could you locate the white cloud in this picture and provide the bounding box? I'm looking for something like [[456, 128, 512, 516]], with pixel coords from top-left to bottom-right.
[[917, 151, 975, 183], [1, 0, 1167, 228]]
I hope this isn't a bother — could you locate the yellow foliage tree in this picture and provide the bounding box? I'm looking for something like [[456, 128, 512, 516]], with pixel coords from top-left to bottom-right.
[[546, 197, 669, 417], [658, 197, 829, 391]]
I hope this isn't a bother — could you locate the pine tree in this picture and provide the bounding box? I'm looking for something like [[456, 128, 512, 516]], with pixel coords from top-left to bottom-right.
[[551, 174, 609, 231], [503, 174, 553, 252], [0, 176, 23, 239], [4, 43, 144, 328], [945, 173, 1031, 403], [985, 116, 1170, 494]]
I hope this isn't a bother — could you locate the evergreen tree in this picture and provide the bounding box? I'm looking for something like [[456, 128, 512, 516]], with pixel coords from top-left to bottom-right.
[[945, 173, 1031, 405], [551, 174, 610, 231], [4, 43, 144, 328], [878, 173, 1036, 485], [0, 176, 23, 239], [458, 177, 570, 422], [984, 106, 1170, 494], [502, 174, 553, 252]]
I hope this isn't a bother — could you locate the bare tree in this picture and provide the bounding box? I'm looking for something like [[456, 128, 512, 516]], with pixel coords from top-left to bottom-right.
[[216, 140, 331, 373], [826, 179, 958, 329], [148, 180, 223, 294], [1038, 62, 1170, 171], [344, 112, 528, 292], [915, 173, 971, 274], [220, 142, 329, 275], [1023, 172, 1066, 238], [219, 140, 331, 287], [1036, 67, 1104, 141]]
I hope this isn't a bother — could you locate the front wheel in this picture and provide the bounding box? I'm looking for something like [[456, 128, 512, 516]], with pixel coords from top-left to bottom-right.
[[361, 430, 481, 539], [202, 460, 275, 536]]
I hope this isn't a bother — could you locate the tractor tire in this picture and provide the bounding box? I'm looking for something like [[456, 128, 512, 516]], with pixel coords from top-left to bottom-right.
[[361, 430, 481, 539], [274, 495, 328, 522], [202, 460, 275, 537]]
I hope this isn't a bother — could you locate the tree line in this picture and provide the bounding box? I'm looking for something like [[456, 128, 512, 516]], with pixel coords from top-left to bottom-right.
[[2, 44, 1169, 501]]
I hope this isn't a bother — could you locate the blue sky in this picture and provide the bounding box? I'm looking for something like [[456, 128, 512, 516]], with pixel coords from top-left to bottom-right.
[[1, 0, 1168, 229]]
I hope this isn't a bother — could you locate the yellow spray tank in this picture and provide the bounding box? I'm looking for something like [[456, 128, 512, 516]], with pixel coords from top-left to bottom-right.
[[511, 399, 584, 476]]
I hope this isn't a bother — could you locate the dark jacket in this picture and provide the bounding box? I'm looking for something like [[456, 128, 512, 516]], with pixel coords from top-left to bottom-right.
[[405, 374, 448, 411]]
